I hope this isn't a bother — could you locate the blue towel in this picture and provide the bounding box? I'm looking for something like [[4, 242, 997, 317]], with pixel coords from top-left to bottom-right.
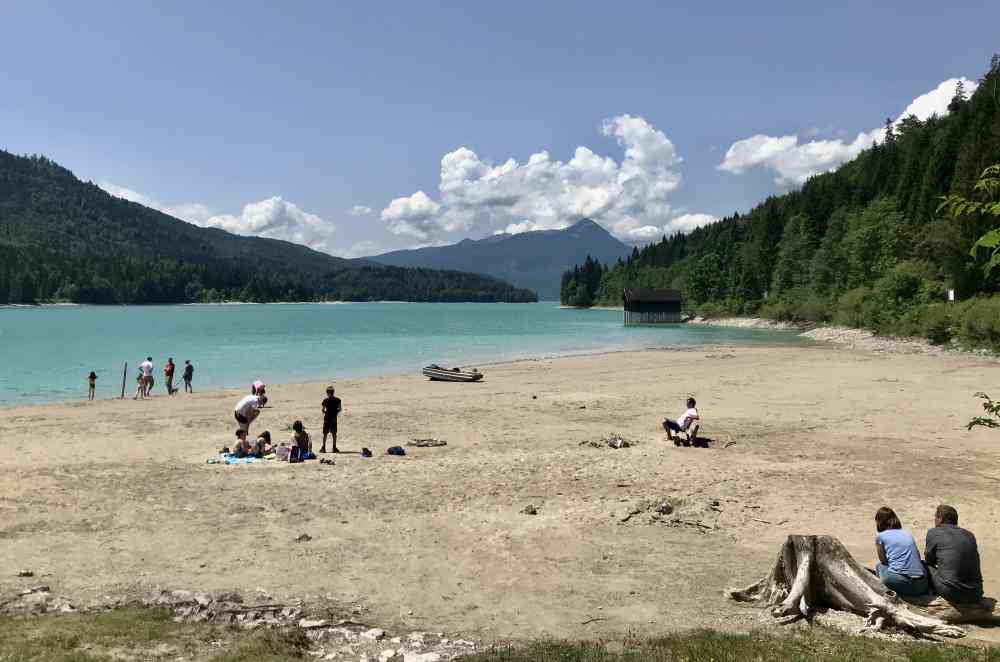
[[206, 453, 268, 465]]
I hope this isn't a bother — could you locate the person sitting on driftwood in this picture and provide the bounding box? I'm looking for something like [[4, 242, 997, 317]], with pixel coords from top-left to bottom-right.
[[926, 504, 984, 605], [663, 397, 699, 442], [873, 506, 929, 596]]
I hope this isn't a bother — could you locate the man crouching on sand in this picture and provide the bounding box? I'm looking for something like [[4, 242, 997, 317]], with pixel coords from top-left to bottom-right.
[[663, 397, 699, 442], [234, 393, 266, 434]]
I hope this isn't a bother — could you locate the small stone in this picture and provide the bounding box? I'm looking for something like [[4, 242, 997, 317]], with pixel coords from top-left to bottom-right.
[[195, 594, 212, 606], [377, 649, 398, 662], [404, 654, 441, 662], [295, 533, 313, 543], [362, 628, 386, 641], [16, 570, 34, 578], [520, 504, 538, 515], [58, 603, 76, 613], [390, 636, 402, 644], [299, 618, 329, 629]]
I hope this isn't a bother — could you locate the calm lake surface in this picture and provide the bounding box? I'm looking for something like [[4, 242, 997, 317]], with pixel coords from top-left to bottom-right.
[[0, 303, 803, 405]]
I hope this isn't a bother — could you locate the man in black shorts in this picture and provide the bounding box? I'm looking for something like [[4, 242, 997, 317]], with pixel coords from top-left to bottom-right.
[[320, 385, 342, 453]]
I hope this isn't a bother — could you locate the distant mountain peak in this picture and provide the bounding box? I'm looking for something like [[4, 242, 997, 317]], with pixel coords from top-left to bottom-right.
[[368, 218, 630, 300]]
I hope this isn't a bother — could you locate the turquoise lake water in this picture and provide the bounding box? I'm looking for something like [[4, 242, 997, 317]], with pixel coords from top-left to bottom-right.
[[0, 303, 804, 406]]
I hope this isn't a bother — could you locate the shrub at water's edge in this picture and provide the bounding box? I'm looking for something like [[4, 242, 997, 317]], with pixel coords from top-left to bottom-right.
[[560, 56, 1000, 351]]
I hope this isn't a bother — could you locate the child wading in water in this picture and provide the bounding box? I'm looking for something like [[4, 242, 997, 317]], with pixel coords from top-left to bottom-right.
[[87, 371, 97, 400], [133, 371, 145, 400]]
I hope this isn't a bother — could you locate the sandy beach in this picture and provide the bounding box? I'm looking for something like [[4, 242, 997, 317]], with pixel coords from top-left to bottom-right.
[[3, 344, 1000, 643]]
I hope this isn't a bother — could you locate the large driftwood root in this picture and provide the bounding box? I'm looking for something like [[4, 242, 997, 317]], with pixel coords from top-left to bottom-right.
[[727, 535, 975, 638]]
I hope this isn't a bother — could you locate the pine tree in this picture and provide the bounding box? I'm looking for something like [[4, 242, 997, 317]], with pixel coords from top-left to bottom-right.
[[948, 80, 967, 113], [883, 117, 896, 144]]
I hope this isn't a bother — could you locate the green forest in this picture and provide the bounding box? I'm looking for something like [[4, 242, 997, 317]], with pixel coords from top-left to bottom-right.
[[0, 151, 537, 304], [561, 56, 1000, 350]]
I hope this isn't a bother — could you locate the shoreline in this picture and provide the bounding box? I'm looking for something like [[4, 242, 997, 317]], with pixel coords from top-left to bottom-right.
[[3, 316, 996, 410], [6, 332, 996, 414], [0, 342, 787, 413]]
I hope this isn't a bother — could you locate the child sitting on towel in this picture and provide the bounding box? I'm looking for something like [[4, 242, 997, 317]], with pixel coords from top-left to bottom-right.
[[290, 420, 315, 460], [663, 397, 699, 441], [252, 431, 273, 458], [233, 429, 253, 458]]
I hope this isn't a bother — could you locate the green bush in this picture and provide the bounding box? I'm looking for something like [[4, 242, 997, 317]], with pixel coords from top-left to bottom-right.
[[956, 296, 1000, 351], [921, 304, 955, 344], [894, 303, 954, 343], [695, 301, 729, 319], [833, 287, 869, 327], [759, 299, 795, 322]]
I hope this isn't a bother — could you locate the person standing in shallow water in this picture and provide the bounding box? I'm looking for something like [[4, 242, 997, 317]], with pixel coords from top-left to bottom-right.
[[164, 357, 177, 395], [139, 356, 154, 397], [182, 360, 194, 393], [87, 371, 97, 401]]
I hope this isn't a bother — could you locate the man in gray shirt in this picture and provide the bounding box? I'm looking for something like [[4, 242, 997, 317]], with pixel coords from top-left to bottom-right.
[[925, 504, 984, 604]]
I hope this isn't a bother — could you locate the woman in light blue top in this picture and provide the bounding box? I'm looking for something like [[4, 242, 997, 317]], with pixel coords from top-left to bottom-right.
[[874, 506, 929, 596]]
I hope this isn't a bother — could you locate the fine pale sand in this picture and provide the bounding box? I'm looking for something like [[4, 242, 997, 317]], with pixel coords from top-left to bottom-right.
[[3, 345, 1000, 642]]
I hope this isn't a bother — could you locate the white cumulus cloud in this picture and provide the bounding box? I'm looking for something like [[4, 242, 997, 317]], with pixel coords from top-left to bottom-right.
[[98, 182, 213, 224], [99, 183, 336, 253], [203, 197, 335, 253], [379, 114, 685, 242], [718, 77, 979, 187], [622, 213, 718, 243], [380, 190, 443, 239]]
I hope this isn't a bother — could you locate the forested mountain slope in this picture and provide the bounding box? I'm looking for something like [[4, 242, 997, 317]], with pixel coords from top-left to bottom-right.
[[562, 57, 1000, 349], [0, 151, 536, 304]]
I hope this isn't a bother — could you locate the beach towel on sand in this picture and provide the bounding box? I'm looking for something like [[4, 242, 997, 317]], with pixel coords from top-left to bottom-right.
[[207, 453, 275, 465]]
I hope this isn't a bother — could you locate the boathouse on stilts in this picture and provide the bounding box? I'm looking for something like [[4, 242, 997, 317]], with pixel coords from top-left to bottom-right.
[[623, 288, 683, 325]]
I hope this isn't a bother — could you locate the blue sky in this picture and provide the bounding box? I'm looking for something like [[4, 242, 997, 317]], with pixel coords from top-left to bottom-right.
[[0, 1, 994, 256]]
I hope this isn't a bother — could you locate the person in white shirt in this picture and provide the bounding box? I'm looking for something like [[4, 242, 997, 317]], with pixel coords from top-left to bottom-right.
[[139, 357, 154, 396], [251, 380, 266, 396], [663, 397, 699, 442], [234, 394, 267, 433]]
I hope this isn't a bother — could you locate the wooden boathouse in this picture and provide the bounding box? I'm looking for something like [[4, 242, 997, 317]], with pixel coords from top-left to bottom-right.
[[623, 288, 683, 325]]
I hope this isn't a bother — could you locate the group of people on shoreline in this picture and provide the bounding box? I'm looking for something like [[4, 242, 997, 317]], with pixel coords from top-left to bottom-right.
[[87, 357, 195, 400], [132, 356, 194, 399], [229, 382, 343, 461]]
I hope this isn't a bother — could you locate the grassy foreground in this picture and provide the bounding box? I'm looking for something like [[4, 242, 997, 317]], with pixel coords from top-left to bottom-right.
[[2, 608, 998, 662]]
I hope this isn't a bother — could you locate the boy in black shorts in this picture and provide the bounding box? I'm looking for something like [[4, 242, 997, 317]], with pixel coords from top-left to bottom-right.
[[320, 385, 342, 453]]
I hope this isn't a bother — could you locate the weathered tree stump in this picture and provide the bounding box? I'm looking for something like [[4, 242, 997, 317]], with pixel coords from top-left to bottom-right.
[[726, 535, 997, 638]]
